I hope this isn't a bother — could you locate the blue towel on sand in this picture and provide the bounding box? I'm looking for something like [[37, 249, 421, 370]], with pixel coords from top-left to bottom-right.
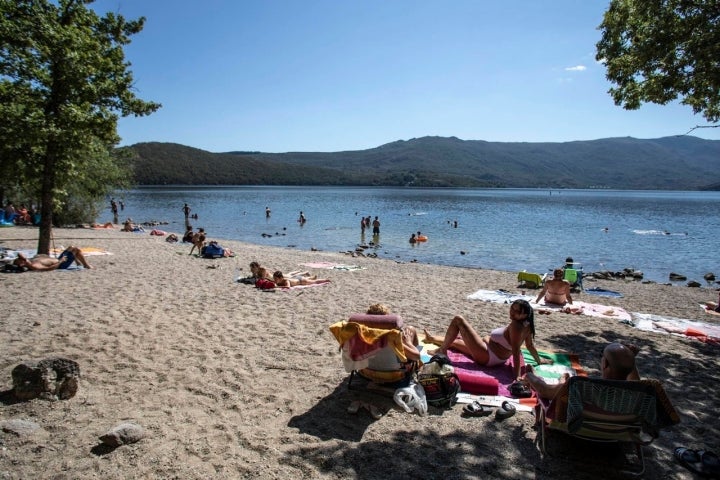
[[584, 287, 623, 298]]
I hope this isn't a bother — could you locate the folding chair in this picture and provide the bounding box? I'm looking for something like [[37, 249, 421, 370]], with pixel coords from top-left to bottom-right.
[[535, 376, 680, 476], [329, 314, 418, 390], [563, 267, 584, 291]]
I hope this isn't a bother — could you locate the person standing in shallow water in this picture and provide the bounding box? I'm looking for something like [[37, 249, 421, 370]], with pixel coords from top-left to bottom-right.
[[372, 216, 380, 235], [182, 203, 191, 227]]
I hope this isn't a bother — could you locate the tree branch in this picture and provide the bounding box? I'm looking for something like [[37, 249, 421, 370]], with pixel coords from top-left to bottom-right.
[[684, 124, 720, 135]]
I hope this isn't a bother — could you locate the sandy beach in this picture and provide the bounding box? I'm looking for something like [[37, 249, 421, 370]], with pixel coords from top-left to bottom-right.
[[1, 226, 718, 479]]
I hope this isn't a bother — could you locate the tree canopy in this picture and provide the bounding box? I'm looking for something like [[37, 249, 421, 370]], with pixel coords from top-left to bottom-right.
[[596, 0, 720, 125], [0, 0, 160, 253]]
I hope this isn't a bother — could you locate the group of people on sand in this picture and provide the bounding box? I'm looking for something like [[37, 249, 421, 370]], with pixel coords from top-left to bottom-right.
[[249, 261, 330, 288], [418, 299, 641, 402]]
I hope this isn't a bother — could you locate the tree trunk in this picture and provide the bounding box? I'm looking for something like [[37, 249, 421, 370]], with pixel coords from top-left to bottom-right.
[[37, 150, 57, 255]]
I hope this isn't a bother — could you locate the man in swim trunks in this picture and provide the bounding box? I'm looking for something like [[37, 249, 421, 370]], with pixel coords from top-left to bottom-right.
[[13, 246, 92, 271], [535, 268, 573, 305], [522, 342, 640, 401]]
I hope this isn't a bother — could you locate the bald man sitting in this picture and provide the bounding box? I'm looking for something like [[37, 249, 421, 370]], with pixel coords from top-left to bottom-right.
[[522, 342, 640, 400]]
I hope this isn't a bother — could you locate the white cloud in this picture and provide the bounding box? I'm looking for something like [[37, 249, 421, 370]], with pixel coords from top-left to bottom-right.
[[565, 65, 587, 72]]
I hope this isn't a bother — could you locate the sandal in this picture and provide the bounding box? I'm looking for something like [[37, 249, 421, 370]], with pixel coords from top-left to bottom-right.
[[462, 401, 491, 417], [699, 450, 720, 478], [495, 400, 517, 420], [509, 381, 532, 398], [675, 447, 703, 476]]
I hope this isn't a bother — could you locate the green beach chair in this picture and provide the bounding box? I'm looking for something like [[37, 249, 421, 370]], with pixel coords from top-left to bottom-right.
[[563, 267, 583, 291]]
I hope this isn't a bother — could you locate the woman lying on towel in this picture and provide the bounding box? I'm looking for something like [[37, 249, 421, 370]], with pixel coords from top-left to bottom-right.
[[13, 246, 92, 271], [423, 299, 552, 381], [272, 270, 329, 287], [250, 262, 316, 281]]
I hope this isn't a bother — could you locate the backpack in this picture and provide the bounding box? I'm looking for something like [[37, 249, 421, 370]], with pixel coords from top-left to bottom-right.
[[201, 241, 225, 258], [417, 353, 461, 409]]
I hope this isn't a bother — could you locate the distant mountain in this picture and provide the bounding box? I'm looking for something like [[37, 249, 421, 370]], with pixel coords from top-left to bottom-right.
[[126, 136, 720, 189]]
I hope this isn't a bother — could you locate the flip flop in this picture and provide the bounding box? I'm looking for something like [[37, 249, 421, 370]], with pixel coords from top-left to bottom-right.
[[364, 403, 383, 420], [699, 450, 720, 478], [675, 447, 703, 476], [462, 401, 491, 417], [347, 400, 362, 414], [509, 381, 532, 398], [495, 400, 517, 420]]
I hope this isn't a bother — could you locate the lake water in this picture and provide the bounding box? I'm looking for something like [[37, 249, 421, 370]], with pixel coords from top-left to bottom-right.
[[102, 187, 720, 285]]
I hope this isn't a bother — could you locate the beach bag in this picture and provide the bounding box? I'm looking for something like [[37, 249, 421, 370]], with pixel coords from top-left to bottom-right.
[[201, 241, 225, 258], [255, 278, 276, 290], [417, 354, 461, 408]]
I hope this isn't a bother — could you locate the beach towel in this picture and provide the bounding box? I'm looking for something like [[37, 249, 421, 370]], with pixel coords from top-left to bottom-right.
[[466, 289, 632, 321], [454, 351, 584, 412], [300, 262, 364, 271], [631, 312, 720, 345], [466, 289, 529, 304], [50, 247, 112, 256], [419, 343, 582, 401], [282, 281, 331, 291], [584, 287, 623, 298], [418, 341, 511, 396]]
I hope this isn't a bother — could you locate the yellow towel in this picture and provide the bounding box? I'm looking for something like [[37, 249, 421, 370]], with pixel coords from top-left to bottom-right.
[[329, 321, 406, 362]]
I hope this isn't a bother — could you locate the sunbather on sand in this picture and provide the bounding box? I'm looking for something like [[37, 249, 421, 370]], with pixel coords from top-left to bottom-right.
[[522, 342, 640, 400], [704, 291, 720, 313], [272, 270, 329, 287], [535, 268, 573, 305], [423, 299, 552, 381], [13, 246, 93, 271], [366, 303, 421, 361], [249, 262, 316, 281]]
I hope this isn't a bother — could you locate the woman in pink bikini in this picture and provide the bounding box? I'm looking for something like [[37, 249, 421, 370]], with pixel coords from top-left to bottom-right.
[[423, 299, 552, 381]]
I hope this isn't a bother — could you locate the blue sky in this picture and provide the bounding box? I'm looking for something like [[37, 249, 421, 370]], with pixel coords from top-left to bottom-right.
[[93, 0, 720, 153]]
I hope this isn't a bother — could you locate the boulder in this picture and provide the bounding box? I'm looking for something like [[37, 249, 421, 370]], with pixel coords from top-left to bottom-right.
[[0, 419, 43, 436], [669, 272, 687, 281], [687, 281, 702, 288], [704, 272, 716, 282], [99, 422, 146, 447], [12, 358, 80, 401]]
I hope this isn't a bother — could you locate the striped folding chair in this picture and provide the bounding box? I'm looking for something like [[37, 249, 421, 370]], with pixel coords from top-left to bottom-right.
[[535, 376, 680, 476]]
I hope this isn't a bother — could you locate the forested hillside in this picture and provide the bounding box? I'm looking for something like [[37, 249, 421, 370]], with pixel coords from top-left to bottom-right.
[[127, 136, 720, 189]]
